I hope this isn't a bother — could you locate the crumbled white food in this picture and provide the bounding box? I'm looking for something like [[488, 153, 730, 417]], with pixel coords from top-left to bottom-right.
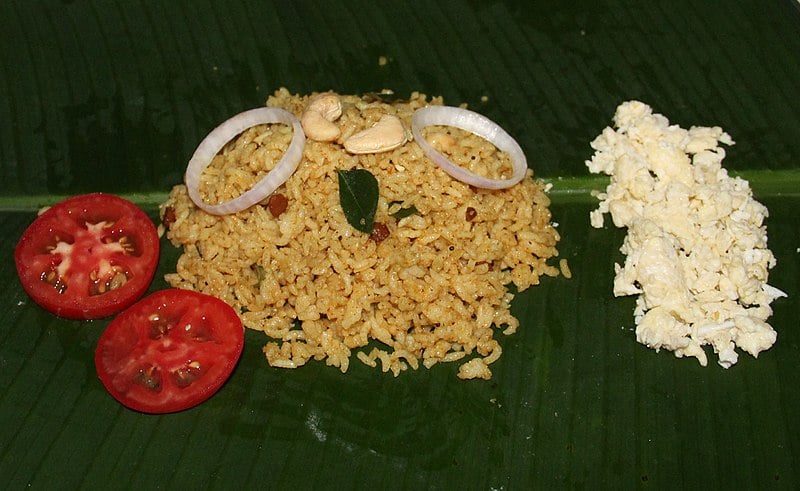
[[586, 101, 786, 368]]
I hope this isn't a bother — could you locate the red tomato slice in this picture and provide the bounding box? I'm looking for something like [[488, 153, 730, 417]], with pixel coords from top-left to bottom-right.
[[95, 289, 244, 414], [14, 193, 160, 320]]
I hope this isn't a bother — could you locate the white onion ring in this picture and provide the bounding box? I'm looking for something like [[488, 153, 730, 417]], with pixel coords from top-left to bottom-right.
[[411, 106, 527, 189], [185, 107, 305, 215]]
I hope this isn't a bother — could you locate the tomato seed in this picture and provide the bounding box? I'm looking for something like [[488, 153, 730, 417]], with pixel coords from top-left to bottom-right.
[[109, 271, 127, 290], [172, 362, 203, 388], [118, 236, 135, 254], [135, 365, 162, 392], [88, 265, 129, 296], [184, 322, 212, 342], [41, 269, 67, 294], [148, 315, 173, 339]]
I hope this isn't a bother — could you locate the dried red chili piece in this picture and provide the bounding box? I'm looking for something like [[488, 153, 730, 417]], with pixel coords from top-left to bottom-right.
[[162, 206, 177, 228], [369, 222, 390, 243], [268, 193, 289, 217]]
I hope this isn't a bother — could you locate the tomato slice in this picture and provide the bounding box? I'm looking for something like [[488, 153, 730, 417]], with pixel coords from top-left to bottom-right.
[[95, 289, 244, 414], [14, 193, 160, 320]]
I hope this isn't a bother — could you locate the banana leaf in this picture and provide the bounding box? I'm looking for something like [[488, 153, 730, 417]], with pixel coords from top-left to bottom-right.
[[1, 0, 798, 488]]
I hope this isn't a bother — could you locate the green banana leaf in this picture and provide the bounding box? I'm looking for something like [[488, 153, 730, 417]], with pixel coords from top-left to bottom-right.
[[1, 0, 798, 488]]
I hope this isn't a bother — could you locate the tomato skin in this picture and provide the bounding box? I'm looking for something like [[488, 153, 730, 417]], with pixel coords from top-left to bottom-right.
[[14, 193, 159, 320], [95, 289, 244, 414]]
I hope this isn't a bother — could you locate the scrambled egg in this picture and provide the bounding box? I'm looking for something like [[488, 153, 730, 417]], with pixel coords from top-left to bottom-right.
[[587, 101, 786, 368]]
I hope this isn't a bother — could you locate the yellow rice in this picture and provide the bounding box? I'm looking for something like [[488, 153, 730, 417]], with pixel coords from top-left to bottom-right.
[[160, 88, 561, 379]]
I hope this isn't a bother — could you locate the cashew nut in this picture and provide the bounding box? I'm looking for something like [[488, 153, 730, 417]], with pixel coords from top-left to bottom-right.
[[301, 110, 340, 142], [301, 92, 342, 142], [343, 114, 408, 154], [307, 92, 342, 121]]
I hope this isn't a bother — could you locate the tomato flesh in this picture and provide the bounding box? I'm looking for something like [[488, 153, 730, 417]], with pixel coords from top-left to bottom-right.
[[15, 193, 159, 320], [95, 289, 244, 414]]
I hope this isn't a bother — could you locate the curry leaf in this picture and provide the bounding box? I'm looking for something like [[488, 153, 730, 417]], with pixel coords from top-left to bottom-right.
[[337, 169, 379, 233], [390, 204, 419, 220], [250, 263, 266, 286]]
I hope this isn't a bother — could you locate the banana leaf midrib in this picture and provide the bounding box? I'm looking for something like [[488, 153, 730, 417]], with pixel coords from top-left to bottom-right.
[[0, 169, 796, 212]]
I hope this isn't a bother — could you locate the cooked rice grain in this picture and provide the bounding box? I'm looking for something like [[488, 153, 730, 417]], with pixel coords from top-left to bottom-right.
[[161, 88, 561, 379]]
